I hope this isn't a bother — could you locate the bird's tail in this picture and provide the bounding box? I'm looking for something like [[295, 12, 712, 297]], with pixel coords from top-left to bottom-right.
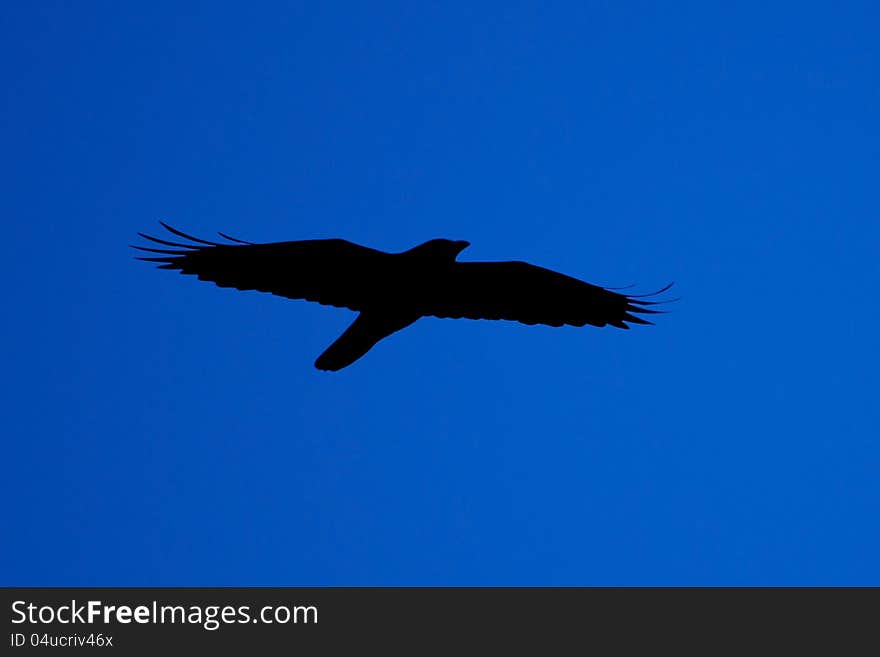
[[315, 312, 418, 371]]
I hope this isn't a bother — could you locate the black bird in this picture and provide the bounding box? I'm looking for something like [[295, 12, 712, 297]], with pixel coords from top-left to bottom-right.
[[134, 222, 673, 371]]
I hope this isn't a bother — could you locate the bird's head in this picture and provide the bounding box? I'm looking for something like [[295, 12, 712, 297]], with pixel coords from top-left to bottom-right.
[[404, 238, 471, 261]]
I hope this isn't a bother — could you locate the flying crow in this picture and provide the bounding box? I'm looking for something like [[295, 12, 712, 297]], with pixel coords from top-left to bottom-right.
[[134, 223, 672, 371]]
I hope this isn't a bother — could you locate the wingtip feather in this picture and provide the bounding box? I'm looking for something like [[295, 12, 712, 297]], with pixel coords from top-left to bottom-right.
[[159, 221, 224, 246]]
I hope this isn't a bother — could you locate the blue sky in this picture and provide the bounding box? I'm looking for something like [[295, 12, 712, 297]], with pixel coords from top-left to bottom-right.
[[2, 1, 878, 585]]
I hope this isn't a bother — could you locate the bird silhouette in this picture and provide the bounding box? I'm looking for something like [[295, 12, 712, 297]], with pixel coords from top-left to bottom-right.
[[134, 222, 673, 371]]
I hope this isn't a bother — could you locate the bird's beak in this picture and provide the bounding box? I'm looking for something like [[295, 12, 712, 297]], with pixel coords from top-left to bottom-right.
[[457, 240, 471, 250]]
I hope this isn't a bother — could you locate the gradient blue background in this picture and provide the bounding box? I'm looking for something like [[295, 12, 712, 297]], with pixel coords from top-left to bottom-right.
[[3, 1, 878, 585]]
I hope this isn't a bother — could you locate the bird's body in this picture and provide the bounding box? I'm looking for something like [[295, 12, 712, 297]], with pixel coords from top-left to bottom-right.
[[134, 223, 671, 371]]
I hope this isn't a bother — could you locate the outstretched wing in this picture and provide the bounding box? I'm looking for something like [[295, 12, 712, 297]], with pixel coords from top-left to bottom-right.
[[425, 261, 671, 328], [133, 222, 388, 311]]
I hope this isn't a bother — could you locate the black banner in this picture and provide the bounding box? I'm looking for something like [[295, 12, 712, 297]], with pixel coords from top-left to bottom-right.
[[1, 588, 874, 652]]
